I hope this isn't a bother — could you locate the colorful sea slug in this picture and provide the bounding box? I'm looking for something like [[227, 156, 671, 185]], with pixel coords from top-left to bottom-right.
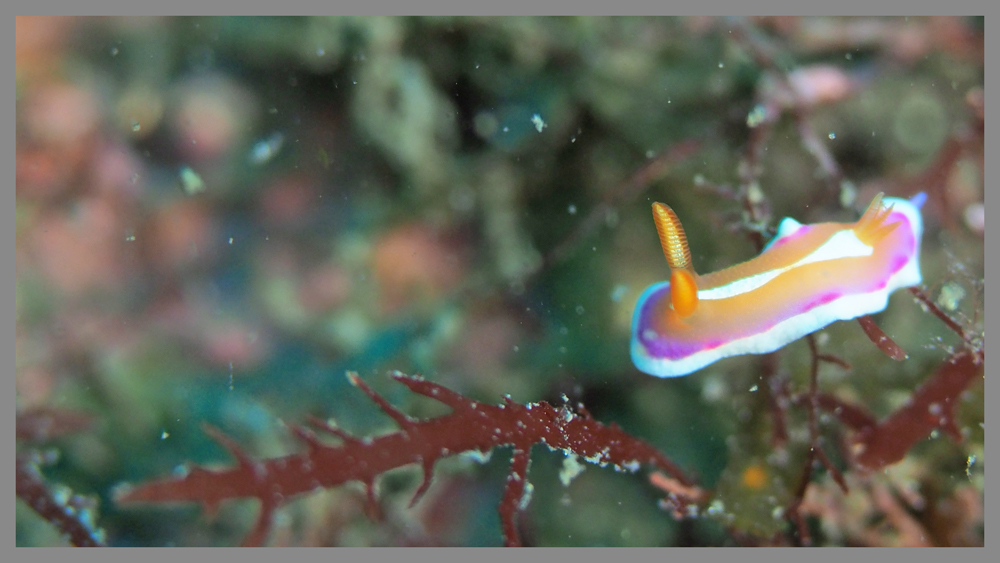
[[631, 192, 925, 378]]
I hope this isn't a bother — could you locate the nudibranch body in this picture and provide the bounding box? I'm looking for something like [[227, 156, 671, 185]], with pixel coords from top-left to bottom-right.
[[631, 193, 925, 378]]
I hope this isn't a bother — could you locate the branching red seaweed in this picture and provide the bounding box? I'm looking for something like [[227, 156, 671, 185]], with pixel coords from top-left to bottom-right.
[[843, 285, 983, 470], [784, 334, 849, 545], [856, 315, 909, 361], [775, 291, 983, 543], [852, 349, 982, 471], [16, 408, 105, 547], [787, 286, 983, 474], [17, 451, 106, 547], [115, 371, 698, 546]]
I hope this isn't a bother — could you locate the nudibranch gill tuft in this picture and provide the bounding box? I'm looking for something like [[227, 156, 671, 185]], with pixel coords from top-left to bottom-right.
[[631, 192, 924, 378]]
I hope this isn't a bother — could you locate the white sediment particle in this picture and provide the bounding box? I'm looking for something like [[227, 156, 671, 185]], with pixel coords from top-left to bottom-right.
[[559, 454, 585, 486], [937, 282, 965, 311], [621, 460, 640, 473], [52, 484, 71, 507], [179, 166, 205, 195], [746, 104, 767, 128], [531, 113, 547, 133], [518, 482, 535, 510], [706, 499, 726, 515], [462, 449, 493, 464], [610, 284, 627, 302], [249, 132, 285, 164]]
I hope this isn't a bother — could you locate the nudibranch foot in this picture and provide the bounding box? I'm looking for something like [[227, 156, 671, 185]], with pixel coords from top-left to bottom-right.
[[631, 192, 924, 378]]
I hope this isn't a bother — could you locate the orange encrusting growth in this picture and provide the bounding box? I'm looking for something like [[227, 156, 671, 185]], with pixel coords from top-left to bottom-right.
[[652, 202, 699, 318], [853, 192, 899, 247], [740, 463, 768, 490]]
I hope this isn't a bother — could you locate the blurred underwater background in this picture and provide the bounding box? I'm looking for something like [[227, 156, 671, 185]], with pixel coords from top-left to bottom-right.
[[16, 16, 983, 546]]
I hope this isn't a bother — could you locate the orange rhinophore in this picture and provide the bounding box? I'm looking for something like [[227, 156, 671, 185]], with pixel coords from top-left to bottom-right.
[[652, 202, 699, 318]]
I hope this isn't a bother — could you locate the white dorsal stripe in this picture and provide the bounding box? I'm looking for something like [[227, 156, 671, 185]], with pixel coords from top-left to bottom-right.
[[698, 229, 873, 301]]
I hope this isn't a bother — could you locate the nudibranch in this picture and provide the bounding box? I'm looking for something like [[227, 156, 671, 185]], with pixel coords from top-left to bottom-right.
[[631, 192, 925, 378]]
